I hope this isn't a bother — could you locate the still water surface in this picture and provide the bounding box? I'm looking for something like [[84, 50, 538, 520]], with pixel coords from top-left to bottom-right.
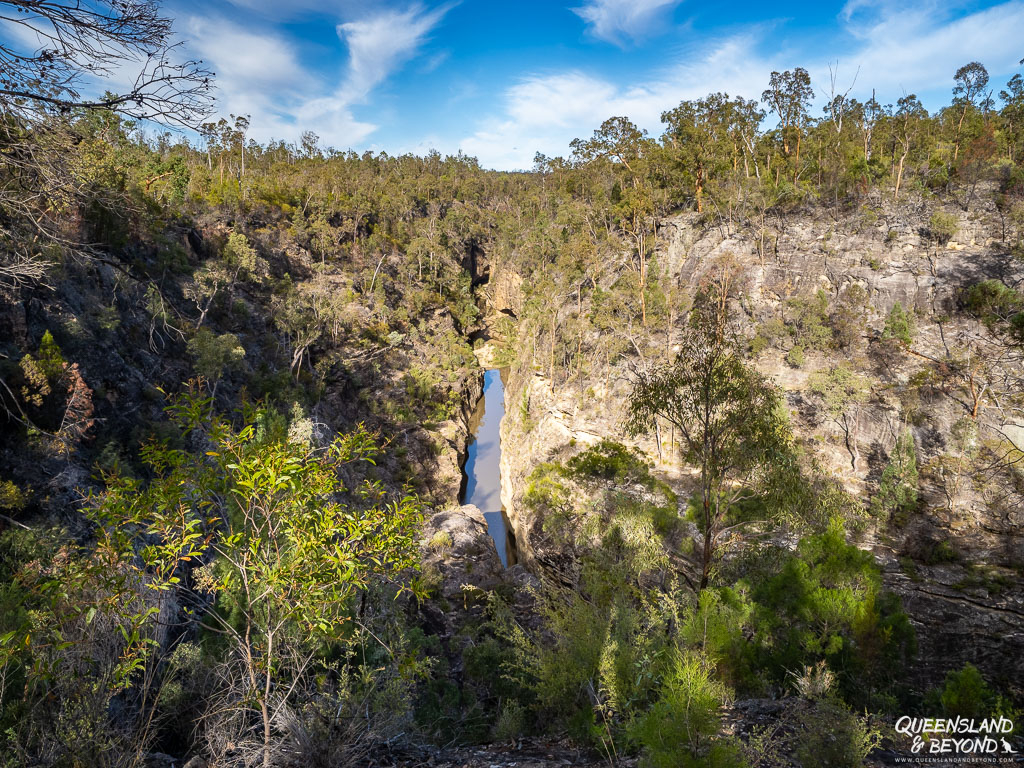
[[460, 368, 516, 566]]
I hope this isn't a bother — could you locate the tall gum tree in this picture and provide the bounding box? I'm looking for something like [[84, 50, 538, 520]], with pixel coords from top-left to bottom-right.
[[762, 67, 813, 181], [571, 117, 662, 326], [625, 300, 794, 590]]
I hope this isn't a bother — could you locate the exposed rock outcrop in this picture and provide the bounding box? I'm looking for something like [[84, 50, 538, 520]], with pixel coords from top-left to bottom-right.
[[494, 191, 1024, 697]]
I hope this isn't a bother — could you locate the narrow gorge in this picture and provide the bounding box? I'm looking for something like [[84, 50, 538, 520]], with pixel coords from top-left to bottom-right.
[[2, 23, 1024, 764]]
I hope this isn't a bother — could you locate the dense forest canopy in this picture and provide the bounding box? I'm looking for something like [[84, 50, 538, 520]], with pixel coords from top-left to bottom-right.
[[1, 2, 1024, 767]]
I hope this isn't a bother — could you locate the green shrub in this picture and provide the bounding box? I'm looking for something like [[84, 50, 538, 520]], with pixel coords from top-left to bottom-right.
[[35, 330, 65, 378], [925, 663, 1018, 723], [629, 650, 745, 768], [566, 440, 651, 485], [682, 587, 759, 693], [928, 210, 958, 244], [966, 279, 1022, 318], [0, 481, 27, 512], [749, 521, 916, 706], [919, 538, 959, 565], [786, 290, 833, 351], [965, 280, 1024, 343], [750, 317, 787, 356], [187, 328, 245, 385], [494, 561, 681, 754], [882, 302, 915, 347], [786, 345, 805, 367], [650, 502, 682, 536], [492, 699, 526, 742], [519, 389, 532, 431], [524, 462, 571, 524], [871, 429, 919, 523], [428, 530, 454, 554], [792, 698, 880, 768]]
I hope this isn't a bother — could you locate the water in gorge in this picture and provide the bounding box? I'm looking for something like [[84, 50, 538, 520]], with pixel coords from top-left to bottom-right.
[[460, 368, 517, 567]]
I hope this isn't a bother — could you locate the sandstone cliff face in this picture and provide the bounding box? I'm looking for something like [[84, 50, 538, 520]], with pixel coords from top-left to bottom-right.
[[485, 260, 524, 319], [491, 191, 1024, 696], [421, 504, 505, 609]]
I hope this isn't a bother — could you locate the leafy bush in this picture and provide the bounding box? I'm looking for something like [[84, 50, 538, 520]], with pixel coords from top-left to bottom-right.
[[682, 587, 758, 692], [2, 390, 426, 766], [492, 699, 526, 742], [966, 279, 1022, 319], [792, 698, 880, 768], [750, 317, 787, 356], [965, 280, 1024, 343], [924, 663, 1018, 723], [567, 440, 653, 486], [785, 345, 805, 367], [882, 302, 915, 347], [871, 429, 919, 523], [0, 481, 27, 512], [749, 521, 916, 706], [629, 651, 745, 768], [786, 290, 833, 351], [916, 538, 960, 565], [186, 328, 245, 385], [928, 210, 959, 244]]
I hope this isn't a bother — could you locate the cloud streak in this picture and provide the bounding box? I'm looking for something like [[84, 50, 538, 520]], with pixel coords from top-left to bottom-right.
[[185, 17, 320, 140], [337, 4, 452, 103], [572, 0, 684, 46], [832, 0, 1024, 95], [459, 1, 1024, 169], [184, 3, 452, 148], [459, 33, 773, 170]]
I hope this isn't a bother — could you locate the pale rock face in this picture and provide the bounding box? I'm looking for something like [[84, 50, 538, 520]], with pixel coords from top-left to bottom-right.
[[418, 504, 505, 645], [487, 191, 1024, 697]]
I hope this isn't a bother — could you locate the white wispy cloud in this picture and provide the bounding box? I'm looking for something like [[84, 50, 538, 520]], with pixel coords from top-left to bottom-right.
[[459, 33, 772, 170], [460, 0, 1024, 170], [185, 3, 451, 148], [572, 0, 684, 46], [831, 0, 1024, 96], [216, 0, 366, 20], [337, 4, 452, 103], [185, 17, 321, 139]]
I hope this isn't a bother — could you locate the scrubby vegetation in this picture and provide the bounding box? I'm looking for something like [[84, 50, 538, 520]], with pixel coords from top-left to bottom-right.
[[1, 1, 1023, 765]]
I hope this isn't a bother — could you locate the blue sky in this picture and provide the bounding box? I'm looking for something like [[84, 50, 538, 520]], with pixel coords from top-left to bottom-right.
[[9, 0, 1024, 169]]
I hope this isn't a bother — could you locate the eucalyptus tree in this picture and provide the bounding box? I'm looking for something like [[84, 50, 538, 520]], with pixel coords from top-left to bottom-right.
[[660, 93, 734, 213], [893, 94, 927, 199], [571, 116, 663, 325], [808, 364, 870, 471], [728, 96, 766, 182], [625, 300, 793, 590], [1000, 74, 1024, 164], [951, 61, 990, 162], [762, 67, 813, 178]]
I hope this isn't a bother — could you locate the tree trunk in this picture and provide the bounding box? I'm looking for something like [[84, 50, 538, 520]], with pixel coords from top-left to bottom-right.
[[793, 130, 802, 183], [699, 523, 713, 591], [262, 630, 274, 768], [894, 148, 908, 200], [696, 167, 704, 213], [953, 106, 969, 163], [636, 226, 647, 327], [842, 411, 860, 471]]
